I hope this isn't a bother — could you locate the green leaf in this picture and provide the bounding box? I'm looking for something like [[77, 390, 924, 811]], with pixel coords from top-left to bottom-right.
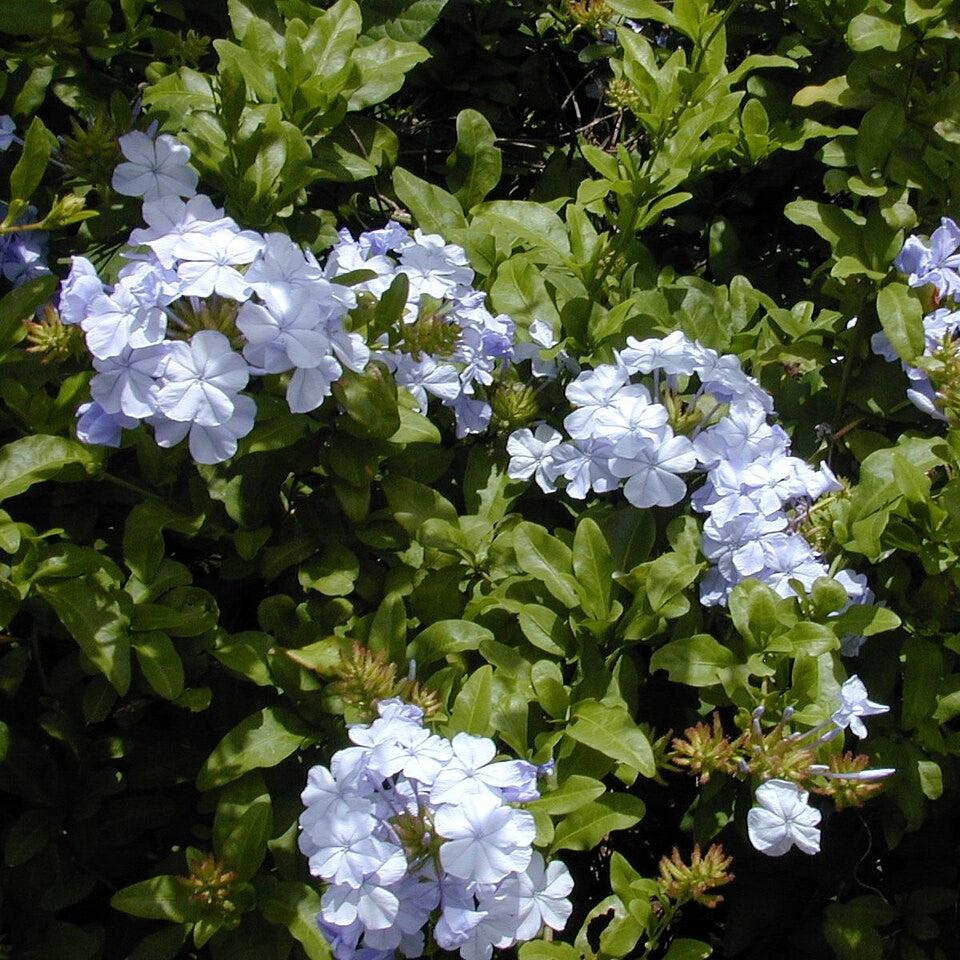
[[446, 109, 502, 210], [389, 406, 441, 445], [513, 522, 582, 609], [349, 38, 430, 111], [472, 200, 571, 263], [550, 793, 646, 853], [490, 256, 561, 328], [823, 896, 895, 960], [846, 13, 906, 51], [4, 809, 55, 867], [448, 665, 494, 736], [132, 631, 185, 700], [0, 0, 53, 34], [784, 199, 865, 252], [0, 435, 100, 502], [0, 274, 58, 352], [528, 774, 606, 815], [855, 102, 904, 177], [663, 940, 713, 960], [368, 593, 407, 662], [196, 706, 312, 791], [518, 604, 570, 656], [393, 166, 467, 234], [609, 851, 643, 903], [227, 0, 283, 46], [126, 925, 187, 960], [877, 283, 924, 363], [332, 361, 401, 439], [407, 620, 494, 665], [728, 579, 797, 649], [257, 879, 333, 960], [8, 116, 53, 206], [214, 772, 273, 881], [917, 760, 943, 800], [298, 545, 360, 597], [531, 659, 569, 717], [566, 699, 655, 777], [573, 518, 614, 620], [518, 943, 581, 960], [111, 875, 200, 922], [602, 508, 655, 572], [361, 0, 448, 41], [606, 0, 678, 29], [830, 604, 900, 638], [382, 473, 457, 535], [649, 634, 736, 687], [39, 577, 132, 695], [123, 501, 204, 583]]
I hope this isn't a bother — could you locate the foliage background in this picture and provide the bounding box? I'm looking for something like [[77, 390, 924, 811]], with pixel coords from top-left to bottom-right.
[[0, 0, 958, 958]]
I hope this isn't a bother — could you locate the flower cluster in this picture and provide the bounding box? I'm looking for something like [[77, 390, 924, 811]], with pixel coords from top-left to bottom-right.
[[64, 129, 514, 462], [505, 330, 866, 610], [333, 220, 516, 439], [670, 676, 892, 857], [298, 699, 573, 960], [873, 217, 960, 421], [741, 677, 891, 857]]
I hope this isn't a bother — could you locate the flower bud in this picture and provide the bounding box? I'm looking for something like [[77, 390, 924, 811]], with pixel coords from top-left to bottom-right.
[[490, 381, 540, 432]]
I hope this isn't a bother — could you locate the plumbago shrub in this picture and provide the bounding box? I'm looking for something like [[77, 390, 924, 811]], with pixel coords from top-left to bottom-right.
[[2, 1, 960, 959]]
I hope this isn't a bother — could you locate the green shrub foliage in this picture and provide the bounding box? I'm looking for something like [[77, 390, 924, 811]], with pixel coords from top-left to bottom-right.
[[0, 0, 958, 958]]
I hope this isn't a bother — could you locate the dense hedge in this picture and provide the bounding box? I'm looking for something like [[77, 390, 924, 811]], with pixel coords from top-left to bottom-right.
[[0, 1, 958, 959]]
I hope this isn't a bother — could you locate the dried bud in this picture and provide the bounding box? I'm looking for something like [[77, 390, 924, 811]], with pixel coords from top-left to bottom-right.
[[171, 297, 243, 350], [606, 78, 642, 112], [658, 844, 734, 908], [61, 112, 122, 186], [329, 642, 442, 723], [490, 381, 540, 432], [809, 752, 890, 809], [177, 850, 252, 929], [566, 0, 612, 37], [24, 305, 83, 363], [669, 714, 738, 783], [400, 299, 460, 360]]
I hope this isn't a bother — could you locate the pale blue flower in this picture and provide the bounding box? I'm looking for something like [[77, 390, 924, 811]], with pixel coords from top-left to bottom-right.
[[550, 438, 619, 500], [112, 131, 198, 200], [896, 217, 960, 296], [493, 853, 573, 941], [76, 401, 138, 447], [303, 810, 405, 889], [129, 194, 235, 268], [156, 330, 249, 426], [151, 393, 256, 464], [747, 779, 821, 856], [610, 430, 696, 508], [174, 227, 264, 300], [619, 330, 705, 376], [831, 676, 889, 738], [237, 291, 332, 373], [59, 256, 104, 325], [0, 116, 15, 151], [506, 424, 563, 493], [90, 344, 168, 418], [399, 230, 473, 300], [563, 364, 641, 439], [435, 792, 535, 884], [320, 859, 408, 930], [82, 283, 166, 359]]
